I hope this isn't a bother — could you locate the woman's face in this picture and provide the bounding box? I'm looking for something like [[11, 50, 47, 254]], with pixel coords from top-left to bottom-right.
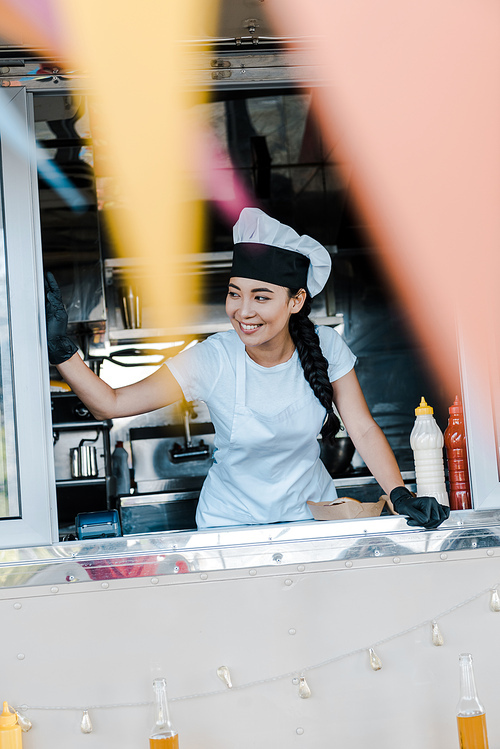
[[226, 277, 305, 349]]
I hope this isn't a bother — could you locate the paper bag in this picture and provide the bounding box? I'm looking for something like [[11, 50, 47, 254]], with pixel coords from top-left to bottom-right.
[[307, 495, 397, 521]]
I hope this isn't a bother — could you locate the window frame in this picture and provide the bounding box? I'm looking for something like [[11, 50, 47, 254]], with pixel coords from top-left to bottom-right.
[[460, 323, 500, 511], [0, 87, 57, 548]]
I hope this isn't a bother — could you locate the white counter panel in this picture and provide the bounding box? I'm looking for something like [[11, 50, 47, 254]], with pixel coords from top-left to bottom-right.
[[1, 548, 499, 748]]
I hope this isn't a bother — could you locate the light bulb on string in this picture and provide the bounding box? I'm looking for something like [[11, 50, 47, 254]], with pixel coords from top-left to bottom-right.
[[80, 710, 93, 733], [9, 707, 32, 732], [431, 620, 444, 646], [368, 648, 382, 671], [298, 676, 311, 699], [16, 712, 32, 732], [489, 588, 500, 612], [216, 666, 233, 689]]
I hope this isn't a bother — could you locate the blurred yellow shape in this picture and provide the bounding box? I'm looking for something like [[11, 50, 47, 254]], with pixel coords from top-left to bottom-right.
[[59, 0, 218, 330]]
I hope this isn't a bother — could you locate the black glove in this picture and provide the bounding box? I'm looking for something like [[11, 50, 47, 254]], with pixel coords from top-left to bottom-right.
[[44, 272, 78, 365], [390, 486, 450, 529]]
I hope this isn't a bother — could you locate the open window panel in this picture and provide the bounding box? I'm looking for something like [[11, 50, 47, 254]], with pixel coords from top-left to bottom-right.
[[460, 320, 500, 511], [0, 88, 58, 548]]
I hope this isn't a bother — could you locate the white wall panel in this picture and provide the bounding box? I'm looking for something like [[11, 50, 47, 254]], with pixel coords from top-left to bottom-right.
[[1, 551, 499, 748]]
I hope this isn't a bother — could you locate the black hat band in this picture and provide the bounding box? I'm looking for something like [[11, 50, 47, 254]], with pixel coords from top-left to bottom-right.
[[231, 243, 309, 291]]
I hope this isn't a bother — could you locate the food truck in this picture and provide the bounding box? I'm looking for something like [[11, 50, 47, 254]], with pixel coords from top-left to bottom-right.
[[0, 3, 499, 747]]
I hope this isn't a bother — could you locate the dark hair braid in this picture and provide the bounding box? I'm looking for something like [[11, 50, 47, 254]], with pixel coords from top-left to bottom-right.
[[288, 291, 341, 443]]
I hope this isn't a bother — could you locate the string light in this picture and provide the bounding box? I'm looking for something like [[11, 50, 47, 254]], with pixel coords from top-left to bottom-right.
[[80, 710, 93, 734], [216, 666, 233, 689], [431, 620, 444, 646], [10, 708, 32, 732], [489, 588, 500, 612], [368, 648, 382, 671], [298, 676, 311, 699], [14, 580, 499, 720]]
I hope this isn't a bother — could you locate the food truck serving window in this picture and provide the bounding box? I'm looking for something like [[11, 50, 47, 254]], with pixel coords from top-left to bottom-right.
[[0, 63, 500, 565]]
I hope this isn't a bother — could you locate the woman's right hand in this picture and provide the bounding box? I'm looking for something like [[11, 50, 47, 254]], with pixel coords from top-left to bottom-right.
[[45, 272, 78, 365], [45, 272, 183, 419], [46, 296, 184, 421]]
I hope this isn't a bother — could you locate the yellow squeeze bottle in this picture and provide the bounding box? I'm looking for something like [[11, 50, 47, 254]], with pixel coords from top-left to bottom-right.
[[0, 703, 22, 749]]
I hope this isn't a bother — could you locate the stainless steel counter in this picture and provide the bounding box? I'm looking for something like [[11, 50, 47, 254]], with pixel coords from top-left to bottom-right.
[[1, 509, 499, 590]]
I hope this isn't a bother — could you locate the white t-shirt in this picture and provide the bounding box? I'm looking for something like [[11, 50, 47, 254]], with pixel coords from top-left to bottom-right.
[[166, 326, 356, 454]]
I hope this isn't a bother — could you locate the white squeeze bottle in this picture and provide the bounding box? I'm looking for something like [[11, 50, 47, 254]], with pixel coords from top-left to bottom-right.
[[410, 397, 449, 506]]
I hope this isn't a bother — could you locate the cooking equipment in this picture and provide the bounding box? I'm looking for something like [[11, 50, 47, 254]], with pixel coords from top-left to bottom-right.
[[169, 406, 212, 463], [70, 435, 99, 479], [120, 492, 198, 534], [120, 285, 141, 329], [76, 510, 121, 539], [126, 415, 214, 533], [130, 423, 215, 494]]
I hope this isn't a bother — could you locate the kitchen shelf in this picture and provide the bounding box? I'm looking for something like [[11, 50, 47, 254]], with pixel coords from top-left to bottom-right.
[[120, 490, 199, 507], [53, 420, 111, 430], [56, 478, 107, 487], [104, 253, 234, 279], [107, 315, 345, 344], [103, 252, 340, 344], [333, 470, 416, 489]]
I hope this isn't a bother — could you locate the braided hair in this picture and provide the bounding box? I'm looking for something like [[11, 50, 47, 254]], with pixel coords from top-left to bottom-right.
[[288, 289, 341, 443]]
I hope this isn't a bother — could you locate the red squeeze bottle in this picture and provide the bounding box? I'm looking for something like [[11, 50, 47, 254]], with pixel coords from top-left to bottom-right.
[[444, 396, 472, 510]]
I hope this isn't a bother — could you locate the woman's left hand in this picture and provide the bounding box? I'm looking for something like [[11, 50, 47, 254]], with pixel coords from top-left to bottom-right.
[[390, 486, 450, 529]]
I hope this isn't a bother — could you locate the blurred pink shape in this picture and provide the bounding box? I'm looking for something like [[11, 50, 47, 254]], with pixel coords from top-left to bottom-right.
[[192, 126, 256, 226], [266, 0, 500, 415], [0, 0, 65, 52]]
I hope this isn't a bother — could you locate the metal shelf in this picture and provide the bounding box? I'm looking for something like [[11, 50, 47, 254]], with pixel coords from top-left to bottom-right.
[[107, 315, 344, 344], [104, 253, 234, 279], [56, 478, 107, 487], [52, 421, 110, 430], [104, 253, 341, 343], [333, 470, 416, 489]]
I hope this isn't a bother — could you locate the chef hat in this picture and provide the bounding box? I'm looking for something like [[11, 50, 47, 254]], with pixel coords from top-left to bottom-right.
[[232, 207, 331, 297]]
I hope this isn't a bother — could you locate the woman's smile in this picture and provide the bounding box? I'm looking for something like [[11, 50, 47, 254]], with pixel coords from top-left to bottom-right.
[[238, 321, 263, 334]]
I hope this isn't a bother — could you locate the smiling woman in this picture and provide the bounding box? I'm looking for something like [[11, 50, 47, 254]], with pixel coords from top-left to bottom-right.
[[48, 208, 450, 531]]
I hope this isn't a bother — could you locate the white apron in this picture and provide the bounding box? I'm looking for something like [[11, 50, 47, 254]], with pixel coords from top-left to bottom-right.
[[195, 342, 339, 528]]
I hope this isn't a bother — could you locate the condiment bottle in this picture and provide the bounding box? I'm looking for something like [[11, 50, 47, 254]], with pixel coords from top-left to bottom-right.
[[444, 396, 472, 510], [111, 441, 131, 497], [410, 397, 449, 506], [457, 653, 489, 748], [149, 678, 179, 748], [0, 703, 22, 749]]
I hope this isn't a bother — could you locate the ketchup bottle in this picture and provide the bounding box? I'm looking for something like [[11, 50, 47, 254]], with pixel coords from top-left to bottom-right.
[[444, 396, 472, 510]]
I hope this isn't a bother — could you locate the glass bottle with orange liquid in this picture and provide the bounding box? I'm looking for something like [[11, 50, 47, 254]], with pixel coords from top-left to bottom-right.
[[457, 653, 489, 749], [149, 678, 179, 748]]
